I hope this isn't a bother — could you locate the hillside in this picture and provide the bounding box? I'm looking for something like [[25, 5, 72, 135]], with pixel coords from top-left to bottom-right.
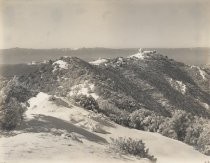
[[0, 49, 210, 162], [1, 92, 210, 163], [17, 50, 210, 118]]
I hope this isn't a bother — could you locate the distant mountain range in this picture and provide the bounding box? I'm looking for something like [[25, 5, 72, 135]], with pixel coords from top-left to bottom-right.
[[0, 47, 210, 65]]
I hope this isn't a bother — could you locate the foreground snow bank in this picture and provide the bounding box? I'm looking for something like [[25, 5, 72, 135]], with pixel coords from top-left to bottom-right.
[[1, 92, 210, 163], [0, 132, 150, 163], [106, 125, 210, 163], [25, 92, 81, 121]]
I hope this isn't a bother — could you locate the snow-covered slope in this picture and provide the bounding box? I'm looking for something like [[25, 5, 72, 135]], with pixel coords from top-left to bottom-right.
[[1, 92, 210, 163]]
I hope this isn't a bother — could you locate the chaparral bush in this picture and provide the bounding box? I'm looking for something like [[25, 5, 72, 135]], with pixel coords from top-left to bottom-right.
[[72, 94, 99, 111], [0, 77, 31, 130], [110, 137, 157, 162]]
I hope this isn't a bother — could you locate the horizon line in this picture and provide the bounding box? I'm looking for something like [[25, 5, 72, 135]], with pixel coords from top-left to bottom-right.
[[1, 46, 210, 50]]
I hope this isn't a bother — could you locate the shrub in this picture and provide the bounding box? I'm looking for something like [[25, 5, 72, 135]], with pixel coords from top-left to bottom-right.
[[170, 110, 192, 141], [197, 124, 210, 155], [98, 100, 123, 115], [110, 137, 157, 162], [72, 94, 99, 111], [0, 97, 27, 130], [159, 121, 178, 139], [97, 100, 130, 126], [0, 77, 31, 130], [184, 118, 204, 146], [129, 109, 164, 132], [109, 112, 130, 126], [159, 110, 192, 141]]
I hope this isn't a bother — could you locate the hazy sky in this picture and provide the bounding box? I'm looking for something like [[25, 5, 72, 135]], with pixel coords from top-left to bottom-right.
[[0, 0, 210, 49]]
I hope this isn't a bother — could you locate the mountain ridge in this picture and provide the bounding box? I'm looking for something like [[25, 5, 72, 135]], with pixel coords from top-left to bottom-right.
[[7, 51, 206, 130], [1, 49, 210, 156]]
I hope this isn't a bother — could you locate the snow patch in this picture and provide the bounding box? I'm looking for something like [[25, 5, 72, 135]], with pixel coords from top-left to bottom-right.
[[25, 92, 104, 132], [176, 81, 186, 94], [190, 66, 207, 80], [128, 48, 156, 59], [129, 52, 145, 60], [69, 81, 99, 99], [27, 61, 37, 65], [198, 100, 210, 110], [52, 60, 68, 72], [167, 78, 187, 94], [198, 67, 206, 80], [89, 58, 108, 65], [25, 92, 108, 141], [202, 103, 209, 110], [25, 92, 83, 121]]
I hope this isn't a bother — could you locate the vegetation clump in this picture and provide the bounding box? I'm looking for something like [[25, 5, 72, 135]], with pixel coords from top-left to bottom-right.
[[72, 94, 99, 111], [110, 137, 157, 162], [0, 77, 31, 130]]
